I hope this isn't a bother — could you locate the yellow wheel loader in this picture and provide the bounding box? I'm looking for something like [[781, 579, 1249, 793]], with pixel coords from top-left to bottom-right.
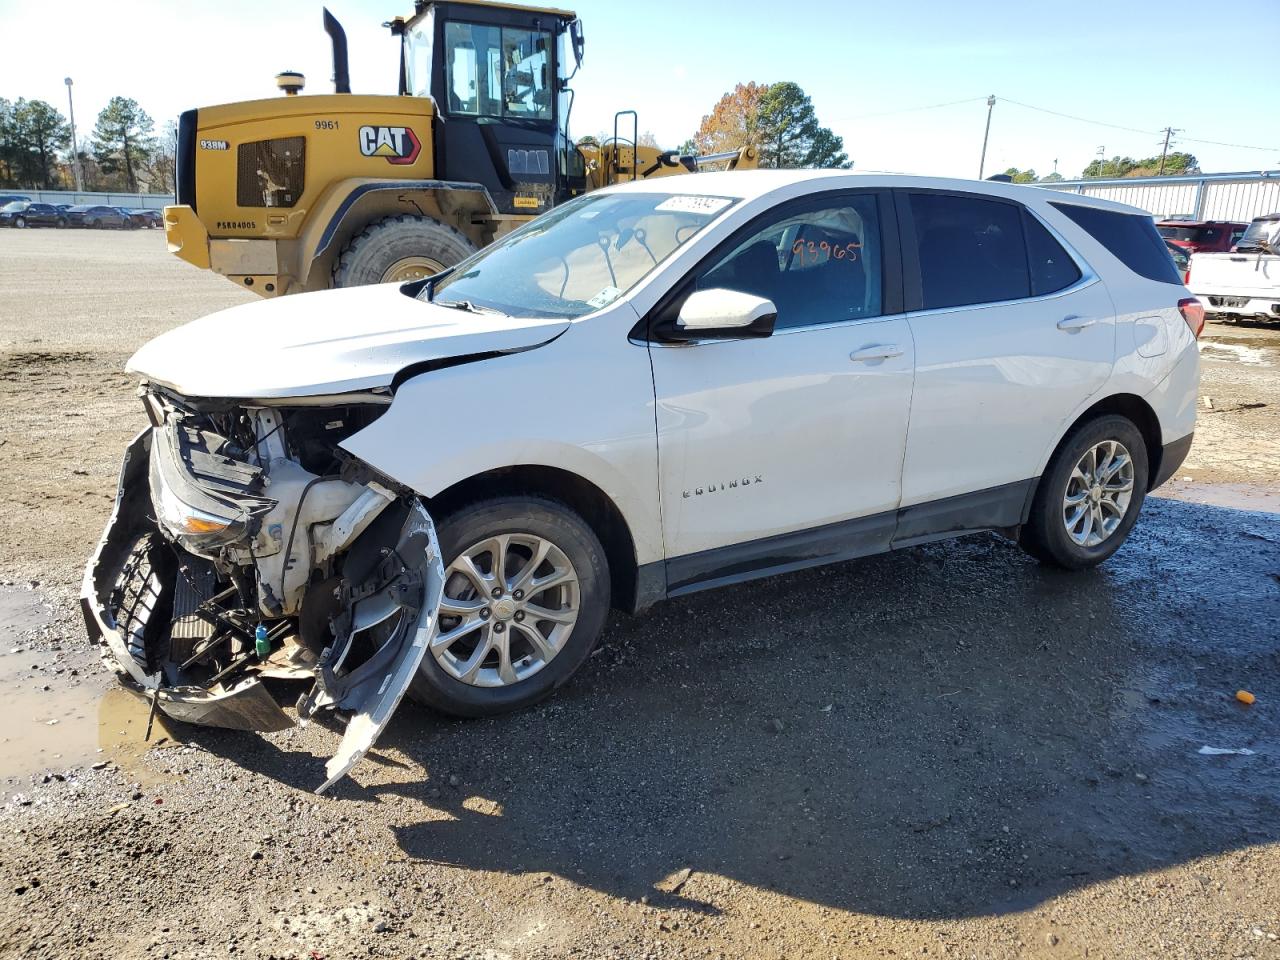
[[164, 1, 756, 297]]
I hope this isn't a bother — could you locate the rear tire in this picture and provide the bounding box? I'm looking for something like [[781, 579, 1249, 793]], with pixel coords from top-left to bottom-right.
[[331, 214, 478, 288], [56, 218, 66, 229], [409, 496, 611, 718], [1019, 414, 1148, 570]]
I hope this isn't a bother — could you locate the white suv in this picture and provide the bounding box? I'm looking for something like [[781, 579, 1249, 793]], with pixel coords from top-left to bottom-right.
[[83, 171, 1201, 790]]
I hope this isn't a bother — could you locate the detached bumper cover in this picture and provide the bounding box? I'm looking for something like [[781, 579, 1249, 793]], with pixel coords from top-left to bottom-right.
[[79, 429, 294, 731], [81, 428, 446, 792]]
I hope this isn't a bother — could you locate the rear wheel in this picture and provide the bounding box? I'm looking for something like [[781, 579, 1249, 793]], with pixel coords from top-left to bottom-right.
[[409, 496, 611, 718], [56, 218, 66, 229], [1019, 414, 1148, 569], [331, 214, 478, 288]]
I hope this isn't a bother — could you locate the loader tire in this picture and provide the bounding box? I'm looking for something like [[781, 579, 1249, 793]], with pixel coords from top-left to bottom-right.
[[331, 214, 478, 288]]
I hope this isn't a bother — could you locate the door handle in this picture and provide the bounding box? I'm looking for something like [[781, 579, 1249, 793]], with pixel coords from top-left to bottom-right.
[[1057, 314, 1098, 332], [849, 344, 903, 362]]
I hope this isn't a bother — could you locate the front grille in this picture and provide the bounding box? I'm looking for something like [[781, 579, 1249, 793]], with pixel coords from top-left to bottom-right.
[[236, 136, 305, 208]]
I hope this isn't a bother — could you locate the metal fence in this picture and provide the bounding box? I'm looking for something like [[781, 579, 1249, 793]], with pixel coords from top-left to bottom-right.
[[1036, 170, 1280, 222], [7, 190, 175, 210]]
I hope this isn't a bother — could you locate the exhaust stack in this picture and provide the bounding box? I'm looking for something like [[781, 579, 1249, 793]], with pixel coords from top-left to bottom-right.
[[323, 8, 351, 94]]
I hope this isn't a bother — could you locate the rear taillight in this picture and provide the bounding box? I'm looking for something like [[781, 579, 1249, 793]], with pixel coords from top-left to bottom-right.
[[1178, 297, 1205, 339]]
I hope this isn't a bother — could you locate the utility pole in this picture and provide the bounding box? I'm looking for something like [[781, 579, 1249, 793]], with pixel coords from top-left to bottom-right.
[[1157, 126, 1181, 175], [977, 95, 996, 179], [64, 77, 82, 193]]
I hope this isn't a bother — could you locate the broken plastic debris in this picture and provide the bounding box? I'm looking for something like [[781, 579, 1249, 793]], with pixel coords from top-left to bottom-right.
[[1197, 745, 1255, 756], [1236, 690, 1256, 705]]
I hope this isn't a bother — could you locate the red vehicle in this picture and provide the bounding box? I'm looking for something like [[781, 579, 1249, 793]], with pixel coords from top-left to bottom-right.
[[1156, 219, 1248, 254]]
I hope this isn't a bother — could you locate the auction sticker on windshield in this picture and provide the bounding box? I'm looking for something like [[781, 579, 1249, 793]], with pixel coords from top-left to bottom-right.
[[655, 196, 735, 215]]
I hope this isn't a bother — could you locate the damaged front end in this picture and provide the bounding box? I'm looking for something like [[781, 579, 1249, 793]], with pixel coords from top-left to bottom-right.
[[81, 388, 444, 792]]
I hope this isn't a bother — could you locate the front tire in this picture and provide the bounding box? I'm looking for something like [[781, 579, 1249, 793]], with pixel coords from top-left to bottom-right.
[[331, 214, 478, 288], [409, 496, 611, 718], [13, 217, 25, 229], [1020, 414, 1148, 570]]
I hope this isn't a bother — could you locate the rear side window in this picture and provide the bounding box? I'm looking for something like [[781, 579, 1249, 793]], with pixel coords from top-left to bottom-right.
[[1023, 211, 1081, 296], [1051, 203, 1182, 285], [909, 193, 1029, 310]]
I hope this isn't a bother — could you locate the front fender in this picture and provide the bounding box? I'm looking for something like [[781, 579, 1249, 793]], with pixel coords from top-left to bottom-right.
[[340, 316, 664, 566]]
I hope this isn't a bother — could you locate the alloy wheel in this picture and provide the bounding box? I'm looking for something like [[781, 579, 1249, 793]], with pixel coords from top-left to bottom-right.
[[432, 534, 580, 688], [1062, 440, 1134, 547]]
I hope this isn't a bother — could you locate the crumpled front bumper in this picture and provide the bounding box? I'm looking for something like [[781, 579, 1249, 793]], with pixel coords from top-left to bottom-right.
[[81, 428, 446, 792], [80, 429, 295, 730]]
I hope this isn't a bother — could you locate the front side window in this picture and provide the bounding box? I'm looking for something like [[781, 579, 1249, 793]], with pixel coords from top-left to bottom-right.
[[695, 194, 883, 330], [444, 21, 552, 121], [910, 192, 1029, 310], [427, 192, 739, 318]]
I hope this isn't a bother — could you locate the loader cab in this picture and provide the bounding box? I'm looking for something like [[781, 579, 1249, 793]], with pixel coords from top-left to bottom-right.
[[397, 1, 586, 218]]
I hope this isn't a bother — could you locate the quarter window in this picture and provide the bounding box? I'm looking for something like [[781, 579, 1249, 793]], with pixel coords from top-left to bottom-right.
[[909, 193, 1029, 310], [695, 194, 883, 330], [1023, 210, 1081, 296], [444, 21, 552, 121], [1051, 202, 1183, 285]]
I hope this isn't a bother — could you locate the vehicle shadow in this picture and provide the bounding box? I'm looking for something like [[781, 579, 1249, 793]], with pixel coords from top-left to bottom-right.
[[201, 496, 1280, 919]]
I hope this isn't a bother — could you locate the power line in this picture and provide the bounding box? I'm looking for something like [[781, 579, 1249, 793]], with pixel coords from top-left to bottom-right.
[[838, 96, 988, 121], [997, 97, 1155, 136], [998, 96, 1280, 153], [1179, 134, 1280, 152], [835, 91, 1280, 156]]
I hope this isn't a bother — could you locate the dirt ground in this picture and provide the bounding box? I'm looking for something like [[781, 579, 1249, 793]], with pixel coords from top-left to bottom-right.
[[0, 228, 1277, 960]]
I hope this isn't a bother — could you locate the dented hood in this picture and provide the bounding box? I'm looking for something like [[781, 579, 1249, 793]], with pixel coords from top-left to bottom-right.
[[127, 283, 570, 399]]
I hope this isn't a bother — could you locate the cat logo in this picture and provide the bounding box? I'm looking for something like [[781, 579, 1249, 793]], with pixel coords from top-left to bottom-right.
[[358, 125, 421, 165]]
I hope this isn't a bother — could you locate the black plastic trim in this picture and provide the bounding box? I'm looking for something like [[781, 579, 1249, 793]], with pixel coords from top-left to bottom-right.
[[666, 509, 897, 598], [892, 479, 1033, 546], [661, 478, 1038, 599], [176, 109, 198, 211], [1150, 432, 1194, 490]]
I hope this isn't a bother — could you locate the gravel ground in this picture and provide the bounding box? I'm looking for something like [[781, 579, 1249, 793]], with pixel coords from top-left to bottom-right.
[[0, 228, 1277, 960]]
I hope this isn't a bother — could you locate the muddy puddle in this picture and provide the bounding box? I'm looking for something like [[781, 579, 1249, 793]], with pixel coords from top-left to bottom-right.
[[0, 586, 179, 794], [1199, 339, 1272, 366]]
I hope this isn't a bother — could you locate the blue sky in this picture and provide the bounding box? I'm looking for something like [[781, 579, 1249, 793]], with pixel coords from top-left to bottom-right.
[[2, 0, 1277, 179]]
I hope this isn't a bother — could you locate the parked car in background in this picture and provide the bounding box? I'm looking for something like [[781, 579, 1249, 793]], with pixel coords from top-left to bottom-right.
[[0, 194, 32, 207], [1189, 213, 1280, 323], [84, 171, 1203, 791], [0, 201, 68, 228], [1165, 238, 1191, 284], [66, 205, 131, 229], [127, 208, 163, 229], [112, 207, 141, 229], [1156, 218, 1248, 254]]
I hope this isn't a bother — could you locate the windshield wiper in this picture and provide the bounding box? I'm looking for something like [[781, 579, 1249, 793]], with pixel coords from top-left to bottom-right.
[[435, 298, 503, 316]]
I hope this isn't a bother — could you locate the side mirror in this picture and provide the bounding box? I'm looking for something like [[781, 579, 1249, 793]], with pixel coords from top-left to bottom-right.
[[670, 288, 777, 341]]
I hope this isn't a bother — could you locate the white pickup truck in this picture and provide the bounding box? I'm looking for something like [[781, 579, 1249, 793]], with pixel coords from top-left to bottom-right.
[[1188, 213, 1280, 323]]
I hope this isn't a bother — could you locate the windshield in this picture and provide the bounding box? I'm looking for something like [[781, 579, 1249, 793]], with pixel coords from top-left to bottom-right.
[[1235, 217, 1280, 252], [425, 192, 740, 318], [1, 202, 26, 212], [1158, 225, 1211, 243], [403, 10, 433, 98]]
